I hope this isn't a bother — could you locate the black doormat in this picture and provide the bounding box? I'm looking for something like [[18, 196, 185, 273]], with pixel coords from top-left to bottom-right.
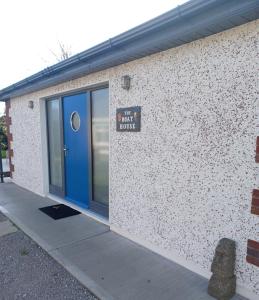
[[39, 204, 81, 220]]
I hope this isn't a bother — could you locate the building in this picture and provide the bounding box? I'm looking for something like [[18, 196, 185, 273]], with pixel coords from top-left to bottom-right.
[[0, 0, 258, 298]]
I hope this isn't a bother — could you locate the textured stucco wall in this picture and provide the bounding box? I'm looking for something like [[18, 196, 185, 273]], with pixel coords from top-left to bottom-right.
[[10, 95, 44, 193], [109, 20, 259, 297], [9, 20, 258, 296]]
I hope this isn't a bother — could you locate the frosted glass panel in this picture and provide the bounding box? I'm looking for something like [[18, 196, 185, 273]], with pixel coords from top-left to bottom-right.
[[91, 88, 109, 205], [47, 99, 63, 188]]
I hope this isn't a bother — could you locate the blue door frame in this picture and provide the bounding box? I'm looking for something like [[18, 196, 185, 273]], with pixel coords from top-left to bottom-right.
[[63, 92, 91, 209]]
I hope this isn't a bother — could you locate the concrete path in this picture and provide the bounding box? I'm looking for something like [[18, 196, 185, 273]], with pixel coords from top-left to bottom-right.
[[0, 219, 17, 237], [0, 211, 97, 300], [0, 182, 247, 300]]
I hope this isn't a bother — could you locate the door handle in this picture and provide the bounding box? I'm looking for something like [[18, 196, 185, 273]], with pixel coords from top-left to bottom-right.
[[63, 147, 69, 156]]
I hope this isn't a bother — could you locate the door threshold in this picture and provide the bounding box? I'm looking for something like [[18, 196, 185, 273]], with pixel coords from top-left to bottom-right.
[[47, 193, 109, 226]]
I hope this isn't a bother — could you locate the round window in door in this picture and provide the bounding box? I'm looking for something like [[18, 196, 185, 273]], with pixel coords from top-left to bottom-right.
[[70, 111, 80, 132]]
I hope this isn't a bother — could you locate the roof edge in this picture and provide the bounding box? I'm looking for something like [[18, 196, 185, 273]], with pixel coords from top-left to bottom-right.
[[0, 0, 258, 100]]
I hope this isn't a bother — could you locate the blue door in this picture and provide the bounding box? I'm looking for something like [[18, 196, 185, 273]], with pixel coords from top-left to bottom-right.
[[63, 93, 90, 208]]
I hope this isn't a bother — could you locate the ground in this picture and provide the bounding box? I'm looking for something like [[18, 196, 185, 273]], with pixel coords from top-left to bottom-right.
[[0, 212, 98, 300]]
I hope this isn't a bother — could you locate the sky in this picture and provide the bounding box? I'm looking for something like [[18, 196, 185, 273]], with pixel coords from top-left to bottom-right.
[[0, 0, 187, 115]]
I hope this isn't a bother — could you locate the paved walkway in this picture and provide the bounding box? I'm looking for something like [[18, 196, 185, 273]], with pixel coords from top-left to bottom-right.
[[0, 212, 97, 300], [0, 182, 247, 300]]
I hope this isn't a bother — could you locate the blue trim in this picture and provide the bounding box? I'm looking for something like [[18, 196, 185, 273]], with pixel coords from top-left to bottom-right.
[[65, 196, 88, 209], [0, 0, 258, 100]]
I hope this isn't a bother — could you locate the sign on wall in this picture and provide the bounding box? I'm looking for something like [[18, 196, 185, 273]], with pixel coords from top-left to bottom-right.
[[116, 106, 141, 132]]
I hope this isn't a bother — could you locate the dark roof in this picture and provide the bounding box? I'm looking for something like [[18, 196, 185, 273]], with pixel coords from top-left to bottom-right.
[[0, 0, 258, 101]]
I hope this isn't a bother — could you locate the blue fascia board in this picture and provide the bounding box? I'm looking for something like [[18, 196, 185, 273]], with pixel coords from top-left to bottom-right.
[[0, 0, 258, 101]]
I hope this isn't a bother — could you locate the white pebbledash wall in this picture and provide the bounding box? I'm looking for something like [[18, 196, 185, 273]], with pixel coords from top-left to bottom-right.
[[9, 21, 259, 298]]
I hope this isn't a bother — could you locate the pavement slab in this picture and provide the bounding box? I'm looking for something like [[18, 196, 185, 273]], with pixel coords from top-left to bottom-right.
[[0, 220, 17, 237], [0, 182, 249, 300], [0, 222, 98, 300]]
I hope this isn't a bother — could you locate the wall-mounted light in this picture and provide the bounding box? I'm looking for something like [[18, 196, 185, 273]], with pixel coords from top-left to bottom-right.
[[121, 75, 131, 90], [28, 100, 34, 109]]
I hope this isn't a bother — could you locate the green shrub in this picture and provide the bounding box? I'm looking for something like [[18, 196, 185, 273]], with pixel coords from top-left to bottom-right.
[[1, 150, 6, 159]]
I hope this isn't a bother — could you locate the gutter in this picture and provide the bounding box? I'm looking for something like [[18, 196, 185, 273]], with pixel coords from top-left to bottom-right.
[[0, 0, 258, 100]]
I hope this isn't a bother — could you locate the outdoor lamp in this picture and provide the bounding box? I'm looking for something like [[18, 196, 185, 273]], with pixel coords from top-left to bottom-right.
[[28, 100, 34, 109], [121, 75, 131, 90]]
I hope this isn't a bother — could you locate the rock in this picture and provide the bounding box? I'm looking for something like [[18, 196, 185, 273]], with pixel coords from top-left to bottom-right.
[[208, 238, 236, 300], [208, 274, 236, 300]]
